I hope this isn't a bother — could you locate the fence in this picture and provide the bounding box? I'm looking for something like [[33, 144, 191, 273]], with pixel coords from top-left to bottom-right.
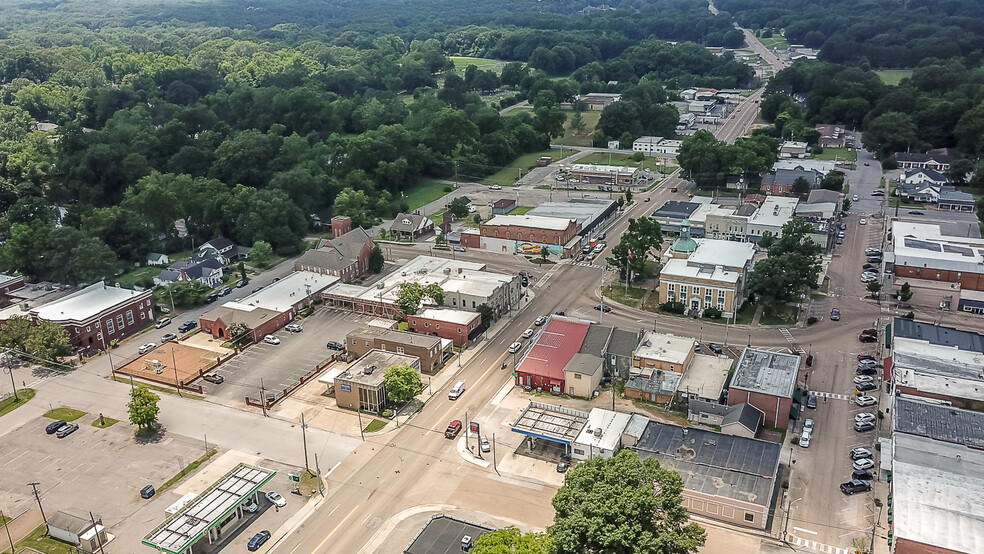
[[244, 352, 340, 408]]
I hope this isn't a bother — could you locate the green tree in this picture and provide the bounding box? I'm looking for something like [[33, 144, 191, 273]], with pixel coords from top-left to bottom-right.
[[624, 188, 633, 204], [396, 282, 425, 315], [238, 261, 247, 282], [758, 231, 776, 250], [867, 280, 882, 299], [368, 245, 385, 273], [24, 320, 72, 363], [898, 282, 913, 303], [423, 283, 445, 306], [472, 527, 553, 554], [862, 112, 921, 159], [551, 450, 705, 554], [334, 187, 374, 228], [746, 218, 823, 307], [448, 196, 471, 218], [631, 151, 645, 162], [248, 240, 273, 268], [383, 363, 423, 404], [607, 217, 663, 280], [821, 171, 845, 192], [157, 280, 212, 308], [127, 386, 161, 429], [227, 322, 250, 346], [570, 111, 585, 134], [791, 176, 812, 197], [476, 303, 495, 327], [842, 198, 852, 212], [0, 316, 32, 352]]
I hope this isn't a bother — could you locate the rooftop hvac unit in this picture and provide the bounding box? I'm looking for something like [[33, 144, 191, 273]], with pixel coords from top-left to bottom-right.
[[364, 364, 377, 375], [444, 268, 452, 275], [376, 282, 385, 289], [593, 427, 603, 437]]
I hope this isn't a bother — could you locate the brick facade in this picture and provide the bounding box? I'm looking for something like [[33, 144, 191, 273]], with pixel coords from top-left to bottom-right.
[[727, 389, 791, 428], [407, 312, 481, 346], [893, 538, 965, 554], [894, 265, 984, 292], [479, 220, 580, 247], [346, 329, 446, 375], [40, 291, 156, 351]]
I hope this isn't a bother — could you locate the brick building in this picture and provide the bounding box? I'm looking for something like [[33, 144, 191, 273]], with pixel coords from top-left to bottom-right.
[[345, 328, 449, 374], [0, 274, 24, 306], [515, 317, 590, 392], [293, 217, 374, 282], [407, 308, 482, 346], [30, 282, 155, 351], [892, 221, 984, 291], [479, 215, 580, 256], [569, 164, 639, 187], [728, 348, 800, 428]]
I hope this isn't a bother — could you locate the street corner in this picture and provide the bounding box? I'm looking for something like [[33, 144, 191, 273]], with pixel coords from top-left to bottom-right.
[[456, 431, 491, 468]]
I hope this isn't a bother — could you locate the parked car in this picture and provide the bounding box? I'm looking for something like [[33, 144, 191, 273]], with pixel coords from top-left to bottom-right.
[[858, 359, 878, 367], [554, 310, 565, 316], [859, 333, 877, 343], [489, 185, 502, 190], [45, 420, 67, 434], [708, 343, 723, 354], [557, 453, 572, 473], [798, 431, 812, 448], [56, 423, 79, 438], [855, 412, 877, 423], [454, 246, 466, 252], [161, 333, 177, 343], [856, 396, 878, 408], [806, 394, 818, 409], [850, 447, 873, 460], [855, 420, 876, 432], [326, 340, 344, 350], [865, 248, 882, 255], [138, 343, 157, 355], [265, 491, 286, 507], [866, 256, 882, 263], [858, 354, 876, 361], [205, 293, 218, 303], [508, 342, 522, 353], [241, 498, 258, 513], [840, 222, 848, 230], [854, 375, 875, 385], [852, 469, 874, 481], [480, 436, 490, 453], [219, 287, 232, 296], [285, 323, 303, 333], [177, 320, 197, 333], [853, 457, 875, 470], [836, 237, 843, 245], [445, 420, 462, 439], [202, 373, 224, 384], [263, 335, 280, 345], [803, 418, 815, 433], [860, 274, 877, 283], [522, 328, 534, 339], [855, 382, 877, 393], [857, 366, 878, 376], [594, 304, 612, 313], [830, 308, 840, 321], [534, 316, 547, 326], [859, 218, 867, 225], [871, 190, 885, 196], [155, 318, 171, 329], [252, 286, 264, 293], [247, 531, 271, 551], [840, 480, 871, 495]]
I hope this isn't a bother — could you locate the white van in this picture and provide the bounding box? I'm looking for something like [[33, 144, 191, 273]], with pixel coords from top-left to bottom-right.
[[448, 380, 466, 400]]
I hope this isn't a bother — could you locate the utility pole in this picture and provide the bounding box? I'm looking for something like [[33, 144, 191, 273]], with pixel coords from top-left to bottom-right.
[[260, 378, 268, 417], [27, 482, 47, 532], [1, 509, 14, 553], [3, 349, 17, 401], [171, 349, 181, 397], [314, 453, 324, 497], [300, 413, 310, 472], [89, 512, 106, 554], [492, 433, 500, 476], [357, 408, 365, 441]]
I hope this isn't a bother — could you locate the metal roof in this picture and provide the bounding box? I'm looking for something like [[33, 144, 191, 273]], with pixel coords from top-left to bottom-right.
[[142, 463, 275, 554], [893, 317, 984, 352], [510, 401, 589, 445], [517, 317, 590, 382], [731, 348, 799, 398], [894, 396, 984, 449]]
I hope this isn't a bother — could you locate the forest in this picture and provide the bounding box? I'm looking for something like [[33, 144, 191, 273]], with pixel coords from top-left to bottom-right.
[[0, 0, 755, 285]]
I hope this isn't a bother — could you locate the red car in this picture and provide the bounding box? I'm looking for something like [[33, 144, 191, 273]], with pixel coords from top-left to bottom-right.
[[858, 354, 875, 361], [670, 187, 678, 192], [444, 420, 462, 439]]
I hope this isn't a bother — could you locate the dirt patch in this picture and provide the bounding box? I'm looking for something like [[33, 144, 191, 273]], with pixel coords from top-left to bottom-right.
[[115, 342, 233, 387]]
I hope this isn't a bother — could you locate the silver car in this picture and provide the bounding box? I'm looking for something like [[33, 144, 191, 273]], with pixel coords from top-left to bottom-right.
[[855, 395, 878, 407]]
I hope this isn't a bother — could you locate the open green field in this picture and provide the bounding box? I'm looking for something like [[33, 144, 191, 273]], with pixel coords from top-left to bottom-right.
[[813, 147, 857, 162], [43, 407, 87, 421], [115, 265, 163, 288], [875, 69, 913, 86], [554, 109, 602, 147], [0, 389, 35, 418], [576, 152, 668, 173], [758, 36, 789, 50], [403, 180, 451, 211], [449, 56, 500, 69], [509, 206, 534, 215], [480, 148, 570, 188]]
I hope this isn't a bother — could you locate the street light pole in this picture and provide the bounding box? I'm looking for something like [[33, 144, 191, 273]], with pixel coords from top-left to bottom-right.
[[3, 349, 17, 401], [27, 482, 47, 533], [300, 413, 310, 472], [782, 496, 803, 542]]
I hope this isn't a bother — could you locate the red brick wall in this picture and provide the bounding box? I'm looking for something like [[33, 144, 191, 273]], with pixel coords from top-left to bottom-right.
[[408, 314, 480, 346], [461, 233, 482, 248], [331, 216, 352, 237], [894, 538, 966, 554], [69, 294, 155, 350], [479, 221, 579, 246], [893, 265, 984, 291], [728, 389, 791, 428]]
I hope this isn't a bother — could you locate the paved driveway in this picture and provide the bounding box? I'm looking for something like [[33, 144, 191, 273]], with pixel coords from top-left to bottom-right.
[[203, 309, 382, 404]]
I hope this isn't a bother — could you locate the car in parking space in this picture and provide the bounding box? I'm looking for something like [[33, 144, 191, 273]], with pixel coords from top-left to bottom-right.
[[236, 279, 249, 288], [853, 457, 875, 471], [508, 342, 522, 353], [852, 194, 859, 202], [155, 318, 171, 329], [594, 304, 612, 313], [798, 431, 812, 448], [557, 453, 572, 473], [263, 335, 280, 345], [850, 447, 873, 460], [252, 286, 264, 293], [205, 293, 218, 303], [161, 333, 177, 343], [803, 418, 815, 433], [445, 419, 462, 439], [138, 343, 157, 355], [854, 375, 875, 385], [855, 381, 877, 393], [285, 323, 302, 333], [522, 328, 534, 339], [454, 246, 466, 252], [323, 341, 343, 351], [840, 222, 848, 230], [705, 343, 723, 354], [480, 436, 490, 453], [489, 185, 502, 190], [45, 420, 67, 434], [856, 395, 878, 407], [866, 256, 882, 264], [835, 237, 843, 245], [855, 420, 876, 432], [202, 373, 224, 384], [858, 358, 877, 367], [219, 286, 232, 296], [807, 393, 818, 409], [177, 320, 197, 333], [56, 423, 79, 438], [908, 210, 924, 215], [265, 491, 286, 507], [840, 479, 872, 495], [857, 366, 877, 375], [860, 273, 877, 283], [555, 310, 565, 316], [852, 469, 874, 481], [859, 333, 877, 343], [534, 316, 547, 326], [858, 354, 875, 361], [855, 412, 876, 423], [830, 308, 840, 321], [865, 247, 882, 255], [247, 530, 271, 551]]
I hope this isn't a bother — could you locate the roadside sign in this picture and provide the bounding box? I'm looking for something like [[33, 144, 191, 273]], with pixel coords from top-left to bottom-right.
[[470, 422, 480, 433]]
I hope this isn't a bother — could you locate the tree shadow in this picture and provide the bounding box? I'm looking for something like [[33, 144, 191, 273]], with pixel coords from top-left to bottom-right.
[[133, 423, 167, 444]]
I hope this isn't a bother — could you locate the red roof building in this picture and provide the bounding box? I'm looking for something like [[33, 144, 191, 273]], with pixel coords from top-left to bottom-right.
[[515, 317, 590, 392]]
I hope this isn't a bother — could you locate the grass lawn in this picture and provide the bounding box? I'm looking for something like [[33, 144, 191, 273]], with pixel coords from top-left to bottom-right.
[[1, 523, 76, 554], [91, 415, 119, 428], [758, 36, 789, 50], [111, 376, 204, 400], [364, 419, 386, 433], [0, 389, 35, 418], [760, 304, 798, 326], [875, 69, 913, 86], [553, 110, 602, 148], [115, 265, 163, 288], [449, 56, 500, 69], [298, 470, 322, 495], [480, 148, 569, 188], [813, 147, 857, 162], [576, 152, 667, 172], [605, 284, 647, 308], [43, 407, 87, 421], [735, 302, 756, 325], [509, 206, 534, 215], [403, 180, 451, 211], [159, 449, 217, 494], [427, 208, 447, 226]]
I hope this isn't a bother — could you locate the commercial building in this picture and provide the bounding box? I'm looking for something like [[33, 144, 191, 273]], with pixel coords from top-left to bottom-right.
[[938, 187, 976, 211], [894, 148, 956, 171], [778, 141, 808, 158], [479, 214, 580, 256], [324, 256, 521, 320], [403, 514, 494, 554], [514, 317, 590, 393], [571, 408, 632, 460], [728, 348, 800, 428], [891, 221, 984, 291], [704, 204, 757, 241], [389, 212, 434, 240], [630, 331, 695, 377], [345, 328, 449, 375], [687, 401, 763, 438], [200, 272, 337, 343], [659, 229, 756, 317], [605, 327, 644, 379], [142, 463, 275, 554], [650, 199, 708, 236], [293, 217, 374, 282], [563, 352, 604, 399], [578, 92, 621, 109], [491, 198, 516, 215], [48, 509, 107, 553], [631, 136, 681, 156], [815, 124, 846, 148], [569, 164, 640, 188], [746, 196, 799, 242], [760, 166, 823, 195], [631, 421, 781, 530], [677, 354, 733, 403], [334, 349, 420, 412], [30, 282, 155, 351], [889, 317, 984, 406], [0, 273, 24, 306], [526, 198, 618, 239], [407, 308, 482, 346], [957, 289, 984, 315]]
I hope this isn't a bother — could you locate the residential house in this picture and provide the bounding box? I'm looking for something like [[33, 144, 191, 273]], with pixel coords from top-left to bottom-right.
[[895, 182, 939, 203], [146, 253, 170, 266], [688, 400, 763, 438], [293, 227, 374, 282], [895, 148, 956, 171], [492, 199, 516, 215], [761, 166, 823, 195], [901, 168, 948, 187], [390, 212, 434, 240]]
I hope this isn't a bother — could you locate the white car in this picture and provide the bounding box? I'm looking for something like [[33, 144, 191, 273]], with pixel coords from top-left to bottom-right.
[[865, 248, 882, 255], [861, 274, 877, 283], [285, 323, 303, 333], [265, 491, 286, 507], [855, 395, 878, 407], [263, 335, 281, 345], [803, 418, 815, 433], [242, 498, 258, 513], [859, 218, 867, 225], [522, 328, 534, 339], [852, 194, 859, 202], [138, 343, 157, 355], [480, 436, 490, 453], [853, 458, 875, 471], [855, 412, 876, 423], [853, 375, 875, 385], [850, 447, 873, 460], [508, 342, 522, 353], [798, 431, 812, 448], [489, 185, 502, 190]]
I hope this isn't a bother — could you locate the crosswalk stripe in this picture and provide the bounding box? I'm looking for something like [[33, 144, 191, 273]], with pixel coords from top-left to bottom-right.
[[789, 534, 851, 554], [813, 391, 851, 401]]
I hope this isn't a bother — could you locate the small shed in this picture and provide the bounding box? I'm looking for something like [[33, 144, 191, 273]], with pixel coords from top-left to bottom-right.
[[492, 198, 517, 215], [47, 509, 107, 552]]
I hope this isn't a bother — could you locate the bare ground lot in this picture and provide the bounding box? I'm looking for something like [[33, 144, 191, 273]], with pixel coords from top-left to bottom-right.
[[115, 341, 231, 387]]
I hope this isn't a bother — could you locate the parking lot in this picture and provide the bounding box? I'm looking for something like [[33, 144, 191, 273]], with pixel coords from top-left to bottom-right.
[[204, 308, 382, 404]]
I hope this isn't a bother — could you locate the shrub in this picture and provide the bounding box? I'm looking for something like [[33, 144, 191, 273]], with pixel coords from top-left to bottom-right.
[[902, 311, 915, 319], [703, 307, 722, 319], [807, 316, 819, 325], [660, 301, 686, 314], [381, 409, 394, 418], [443, 186, 454, 193]]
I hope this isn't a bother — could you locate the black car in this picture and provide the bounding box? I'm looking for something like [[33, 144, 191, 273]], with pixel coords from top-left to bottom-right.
[[908, 210, 924, 216], [235, 279, 249, 288], [707, 343, 723, 354], [554, 310, 566, 316], [247, 530, 271, 552], [852, 469, 874, 481], [840, 479, 871, 495], [45, 420, 67, 434], [806, 394, 818, 409], [594, 304, 612, 313], [859, 333, 877, 344], [866, 256, 882, 264], [205, 293, 218, 303], [219, 287, 232, 296], [855, 381, 877, 392], [56, 423, 79, 438], [326, 341, 344, 351], [857, 366, 877, 376], [177, 320, 197, 333]]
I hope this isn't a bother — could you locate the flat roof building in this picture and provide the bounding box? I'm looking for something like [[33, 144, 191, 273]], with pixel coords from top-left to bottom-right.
[[407, 308, 482, 346], [479, 215, 581, 257], [515, 317, 591, 393], [660, 238, 755, 318], [729, 348, 800, 428], [747, 196, 799, 243], [403, 514, 494, 554], [30, 282, 155, 351], [511, 401, 589, 449], [571, 408, 631, 460], [631, 421, 781, 530], [334, 349, 420, 412], [889, 317, 984, 406], [891, 221, 984, 291], [569, 164, 640, 187], [677, 354, 733, 403], [527, 198, 618, 237], [631, 332, 695, 377], [346, 327, 449, 375]]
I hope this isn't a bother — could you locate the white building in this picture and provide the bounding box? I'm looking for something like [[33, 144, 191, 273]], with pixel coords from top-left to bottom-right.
[[632, 136, 683, 156], [572, 408, 632, 460], [747, 196, 799, 242]]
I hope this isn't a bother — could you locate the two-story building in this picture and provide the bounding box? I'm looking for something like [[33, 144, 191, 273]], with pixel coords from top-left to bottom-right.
[[479, 215, 580, 256], [30, 282, 155, 351], [294, 217, 374, 282], [406, 308, 481, 347], [728, 348, 800, 428], [345, 328, 450, 375]]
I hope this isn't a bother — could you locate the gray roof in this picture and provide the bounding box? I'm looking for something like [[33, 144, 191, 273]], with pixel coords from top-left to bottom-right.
[[527, 198, 617, 231], [626, 374, 680, 396], [896, 149, 955, 164], [722, 402, 764, 433], [390, 213, 431, 234], [349, 327, 443, 349], [631, 421, 781, 507], [688, 399, 730, 419], [772, 167, 822, 188], [652, 201, 701, 220], [47, 509, 98, 535], [156, 269, 181, 282], [607, 328, 642, 358], [894, 396, 984, 449], [147, 252, 167, 261], [404, 514, 494, 554], [564, 352, 603, 376], [623, 413, 650, 441], [297, 227, 373, 271], [806, 189, 840, 205], [579, 323, 614, 355], [938, 189, 975, 204], [731, 348, 800, 398], [203, 236, 234, 251], [735, 203, 758, 216], [893, 318, 984, 352], [903, 168, 947, 182]]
